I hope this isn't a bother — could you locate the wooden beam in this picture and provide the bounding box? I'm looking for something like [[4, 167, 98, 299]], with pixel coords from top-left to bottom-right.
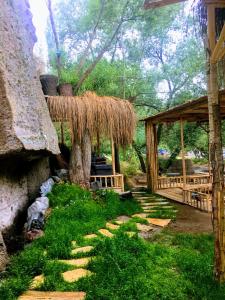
[[145, 122, 158, 192], [211, 24, 225, 64], [204, 0, 225, 8], [111, 134, 116, 175], [180, 119, 186, 188], [144, 0, 186, 9]]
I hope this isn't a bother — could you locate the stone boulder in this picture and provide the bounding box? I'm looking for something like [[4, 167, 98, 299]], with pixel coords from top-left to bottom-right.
[[0, 0, 59, 157]]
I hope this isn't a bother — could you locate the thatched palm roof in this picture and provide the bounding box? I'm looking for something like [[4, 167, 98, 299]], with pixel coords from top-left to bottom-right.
[[47, 91, 136, 147]]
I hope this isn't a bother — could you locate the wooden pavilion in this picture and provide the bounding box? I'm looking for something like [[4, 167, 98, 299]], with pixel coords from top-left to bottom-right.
[[47, 92, 136, 192], [144, 0, 225, 282], [144, 90, 225, 212]]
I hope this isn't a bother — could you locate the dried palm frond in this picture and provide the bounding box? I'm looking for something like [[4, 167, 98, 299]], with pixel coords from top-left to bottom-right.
[[47, 91, 136, 147]]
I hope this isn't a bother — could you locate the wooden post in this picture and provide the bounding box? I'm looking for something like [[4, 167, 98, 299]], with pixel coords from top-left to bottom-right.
[[146, 121, 158, 192], [111, 134, 116, 175], [207, 3, 225, 282], [60, 122, 64, 144], [180, 119, 187, 188]]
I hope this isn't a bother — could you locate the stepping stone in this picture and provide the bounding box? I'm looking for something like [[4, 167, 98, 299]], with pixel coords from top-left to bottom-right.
[[71, 241, 77, 248], [146, 218, 171, 227], [125, 231, 136, 237], [71, 246, 94, 255], [132, 213, 148, 219], [106, 222, 120, 230], [18, 291, 86, 300], [30, 274, 44, 289], [116, 215, 131, 223], [136, 223, 153, 232], [62, 268, 92, 283], [142, 202, 169, 206], [84, 234, 98, 239], [59, 257, 93, 267], [98, 229, 114, 238]]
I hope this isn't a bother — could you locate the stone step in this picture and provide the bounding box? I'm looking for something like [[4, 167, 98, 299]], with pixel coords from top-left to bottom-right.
[[115, 216, 131, 225], [62, 268, 92, 283], [106, 222, 120, 230], [98, 229, 114, 238], [146, 218, 171, 227], [71, 246, 94, 255], [136, 223, 153, 232], [59, 257, 93, 267], [84, 234, 98, 239], [141, 202, 169, 206], [30, 274, 44, 290], [132, 213, 148, 219], [18, 291, 86, 300]]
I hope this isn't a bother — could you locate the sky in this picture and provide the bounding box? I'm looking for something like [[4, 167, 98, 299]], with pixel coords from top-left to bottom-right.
[[29, 0, 49, 67]]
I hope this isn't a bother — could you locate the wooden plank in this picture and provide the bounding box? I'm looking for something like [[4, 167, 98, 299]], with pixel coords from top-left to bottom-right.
[[111, 134, 116, 175], [18, 291, 86, 300], [144, 0, 186, 9], [211, 24, 225, 63]]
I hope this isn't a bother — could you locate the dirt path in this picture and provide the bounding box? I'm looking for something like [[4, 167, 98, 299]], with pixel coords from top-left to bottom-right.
[[168, 202, 213, 233]]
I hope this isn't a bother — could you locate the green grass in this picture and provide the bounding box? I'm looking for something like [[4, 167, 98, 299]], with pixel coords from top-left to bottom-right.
[[0, 184, 141, 299], [1, 185, 225, 300]]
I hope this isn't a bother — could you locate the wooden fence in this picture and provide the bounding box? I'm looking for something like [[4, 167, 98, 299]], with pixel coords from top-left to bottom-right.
[[183, 187, 211, 212], [90, 174, 124, 192], [157, 174, 211, 189]]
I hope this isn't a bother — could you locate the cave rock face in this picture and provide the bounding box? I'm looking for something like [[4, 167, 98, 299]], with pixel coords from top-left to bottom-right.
[[0, 0, 59, 156], [0, 0, 59, 233]]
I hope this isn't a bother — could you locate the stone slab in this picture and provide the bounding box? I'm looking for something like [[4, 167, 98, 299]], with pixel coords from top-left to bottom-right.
[[59, 257, 92, 267], [116, 215, 131, 223], [18, 291, 86, 300], [84, 234, 98, 239], [106, 222, 120, 230], [62, 268, 92, 283], [132, 213, 148, 219], [136, 223, 153, 232], [98, 229, 114, 238], [30, 274, 44, 289], [146, 218, 171, 227], [71, 246, 94, 255]]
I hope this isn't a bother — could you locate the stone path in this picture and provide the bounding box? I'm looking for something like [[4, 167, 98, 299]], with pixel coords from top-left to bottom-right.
[[20, 191, 173, 299]]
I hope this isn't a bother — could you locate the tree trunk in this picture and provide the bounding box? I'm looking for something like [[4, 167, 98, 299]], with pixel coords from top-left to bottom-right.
[[165, 147, 181, 171], [207, 4, 225, 282], [133, 142, 146, 173], [208, 62, 225, 281], [81, 130, 92, 187], [0, 232, 8, 272], [69, 140, 85, 185]]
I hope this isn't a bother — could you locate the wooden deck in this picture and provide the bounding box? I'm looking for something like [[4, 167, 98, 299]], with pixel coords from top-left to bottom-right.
[[156, 188, 184, 203], [156, 187, 212, 212]]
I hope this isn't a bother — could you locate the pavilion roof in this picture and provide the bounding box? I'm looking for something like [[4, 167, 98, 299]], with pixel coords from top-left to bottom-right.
[[142, 90, 225, 124], [144, 0, 186, 9]]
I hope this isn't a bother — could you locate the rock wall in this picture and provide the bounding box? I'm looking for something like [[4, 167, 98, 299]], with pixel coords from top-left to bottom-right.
[[0, 0, 60, 232], [0, 157, 51, 231], [0, 0, 59, 156]]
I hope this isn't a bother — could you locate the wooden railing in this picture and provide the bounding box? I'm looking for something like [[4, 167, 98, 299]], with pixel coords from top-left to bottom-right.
[[90, 174, 124, 192], [183, 187, 212, 212], [157, 174, 211, 189]]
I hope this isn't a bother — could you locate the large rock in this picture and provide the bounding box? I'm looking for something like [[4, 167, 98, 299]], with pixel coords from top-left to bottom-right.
[[0, 0, 59, 156], [0, 0, 59, 234]]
